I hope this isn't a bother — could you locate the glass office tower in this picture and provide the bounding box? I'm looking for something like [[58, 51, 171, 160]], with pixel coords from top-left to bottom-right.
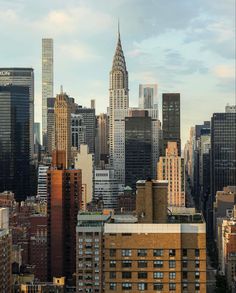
[[0, 85, 30, 201]]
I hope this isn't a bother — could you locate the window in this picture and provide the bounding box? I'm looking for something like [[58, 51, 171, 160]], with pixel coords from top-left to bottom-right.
[[169, 249, 176, 257], [153, 249, 163, 256], [110, 249, 116, 257], [153, 272, 163, 279], [122, 283, 132, 290], [122, 260, 132, 268], [182, 271, 188, 279], [195, 249, 200, 257], [183, 283, 188, 290], [138, 283, 147, 290], [182, 260, 188, 268], [122, 249, 132, 257], [138, 249, 147, 257], [138, 272, 147, 279], [169, 260, 176, 268], [169, 283, 176, 291], [195, 283, 200, 290], [122, 272, 131, 279], [110, 272, 116, 279], [169, 272, 176, 279], [154, 283, 163, 290], [110, 283, 116, 290], [110, 260, 116, 268], [154, 260, 163, 268], [195, 260, 200, 268], [195, 272, 200, 279], [182, 249, 187, 257], [138, 260, 147, 268]]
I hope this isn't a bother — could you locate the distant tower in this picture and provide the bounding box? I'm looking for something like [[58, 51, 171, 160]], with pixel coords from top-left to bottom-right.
[[53, 90, 71, 169], [42, 38, 53, 147], [139, 84, 158, 109], [109, 23, 129, 167], [157, 142, 185, 207]]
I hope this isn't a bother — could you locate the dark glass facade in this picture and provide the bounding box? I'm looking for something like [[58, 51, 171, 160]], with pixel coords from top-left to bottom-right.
[[211, 112, 236, 198], [0, 85, 30, 201], [162, 93, 181, 156], [125, 112, 152, 190]]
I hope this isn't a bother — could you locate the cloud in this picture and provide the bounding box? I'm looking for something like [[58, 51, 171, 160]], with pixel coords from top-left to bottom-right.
[[213, 65, 235, 79], [58, 43, 99, 61]]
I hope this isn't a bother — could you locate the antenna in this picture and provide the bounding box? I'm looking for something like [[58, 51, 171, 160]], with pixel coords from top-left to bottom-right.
[[60, 85, 63, 94]]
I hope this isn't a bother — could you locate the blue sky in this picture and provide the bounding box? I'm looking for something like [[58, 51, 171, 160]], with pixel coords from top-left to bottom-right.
[[0, 0, 235, 145]]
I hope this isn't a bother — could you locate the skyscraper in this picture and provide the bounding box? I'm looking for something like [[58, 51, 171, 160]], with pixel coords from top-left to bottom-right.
[[0, 68, 34, 160], [97, 113, 109, 166], [42, 38, 53, 147], [139, 84, 158, 109], [157, 142, 185, 207], [0, 85, 30, 201], [75, 106, 96, 153], [125, 110, 152, 190], [162, 93, 181, 156], [109, 25, 129, 167], [211, 109, 236, 199], [53, 91, 71, 169]]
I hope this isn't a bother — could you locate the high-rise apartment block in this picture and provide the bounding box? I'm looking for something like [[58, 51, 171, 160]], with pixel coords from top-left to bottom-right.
[[158, 142, 185, 207], [53, 91, 72, 169], [125, 110, 152, 190], [109, 28, 129, 168], [162, 93, 181, 156], [139, 84, 158, 109], [211, 110, 236, 200], [0, 68, 34, 160], [0, 85, 30, 201], [42, 38, 53, 147], [76, 212, 111, 293], [47, 168, 82, 281]]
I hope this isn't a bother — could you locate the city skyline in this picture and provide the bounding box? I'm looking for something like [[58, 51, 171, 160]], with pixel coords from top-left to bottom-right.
[[1, 0, 235, 145]]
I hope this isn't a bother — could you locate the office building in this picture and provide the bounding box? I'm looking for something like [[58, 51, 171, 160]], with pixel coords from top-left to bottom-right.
[[71, 113, 85, 150], [42, 38, 53, 147], [157, 142, 185, 207], [0, 85, 30, 201], [162, 93, 181, 156], [74, 144, 94, 209], [76, 212, 111, 293], [47, 168, 82, 281], [0, 68, 34, 160], [76, 106, 96, 153], [125, 110, 152, 190], [139, 84, 157, 109], [97, 113, 109, 166], [53, 91, 71, 169], [37, 165, 49, 199], [94, 169, 124, 209], [34, 122, 41, 158], [211, 109, 236, 200], [109, 26, 129, 167]]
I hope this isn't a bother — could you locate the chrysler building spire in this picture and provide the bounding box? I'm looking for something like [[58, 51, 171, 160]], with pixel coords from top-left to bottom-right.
[[109, 23, 129, 178]]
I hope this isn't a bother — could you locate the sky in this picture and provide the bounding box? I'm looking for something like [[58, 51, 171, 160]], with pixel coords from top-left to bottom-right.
[[0, 0, 235, 145]]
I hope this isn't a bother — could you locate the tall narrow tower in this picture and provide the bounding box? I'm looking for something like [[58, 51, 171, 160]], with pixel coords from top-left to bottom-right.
[[53, 90, 71, 169], [42, 38, 53, 147], [109, 24, 129, 167]]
